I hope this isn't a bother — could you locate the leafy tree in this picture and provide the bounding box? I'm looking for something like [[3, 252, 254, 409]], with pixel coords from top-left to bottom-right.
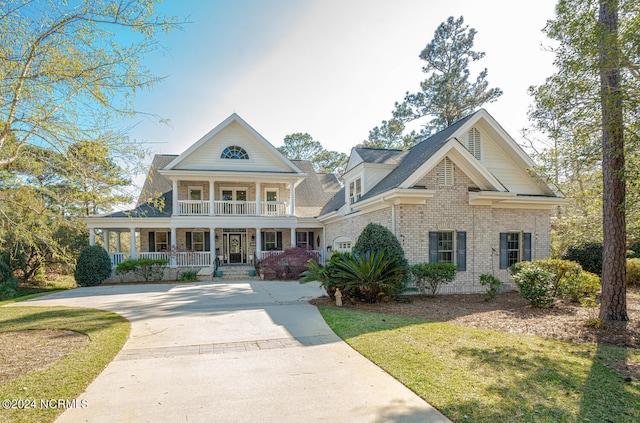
[[0, 1, 179, 277], [529, 0, 639, 321], [361, 118, 418, 150], [278, 133, 348, 175], [393, 16, 502, 136], [353, 223, 408, 269]]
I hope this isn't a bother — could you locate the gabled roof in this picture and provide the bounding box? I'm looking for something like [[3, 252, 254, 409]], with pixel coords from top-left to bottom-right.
[[358, 112, 477, 202], [163, 113, 303, 174], [353, 147, 405, 165], [292, 160, 342, 217]]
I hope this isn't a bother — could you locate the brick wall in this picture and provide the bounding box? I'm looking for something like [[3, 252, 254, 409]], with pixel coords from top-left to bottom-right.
[[326, 162, 553, 294]]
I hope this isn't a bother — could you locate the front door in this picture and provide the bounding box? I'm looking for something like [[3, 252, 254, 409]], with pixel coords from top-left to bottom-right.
[[224, 233, 245, 264]]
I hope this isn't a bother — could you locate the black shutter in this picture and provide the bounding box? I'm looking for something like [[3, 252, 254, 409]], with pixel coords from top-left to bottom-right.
[[186, 232, 192, 251], [149, 232, 156, 253], [429, 231, 438, 263], [277, 231, 283, 250], [261, 231, 266, 251], [167, 231, 171, 250], [457, 231, 467, 271], [499, 233, 508, 269], [205, 232, 211, 252], [309, 231, 314, 248], [523, 232, 532, 261]]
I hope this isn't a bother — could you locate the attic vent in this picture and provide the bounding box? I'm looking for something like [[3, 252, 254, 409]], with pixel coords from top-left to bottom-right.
[[438, 157, 454, 186], [467, 127, 481, 160], [221, 146, 249, 159]]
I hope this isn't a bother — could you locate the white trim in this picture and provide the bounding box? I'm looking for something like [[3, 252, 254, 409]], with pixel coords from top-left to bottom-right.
[[188, 185, 203, 201], [164, 113, 304, 174]]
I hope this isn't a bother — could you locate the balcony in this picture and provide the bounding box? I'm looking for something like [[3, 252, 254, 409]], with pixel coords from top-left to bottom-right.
[[176, 200, 290, 216]]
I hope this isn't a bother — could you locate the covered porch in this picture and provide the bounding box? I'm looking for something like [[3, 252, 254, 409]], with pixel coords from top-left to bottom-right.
[[88, 224, 325, 269]]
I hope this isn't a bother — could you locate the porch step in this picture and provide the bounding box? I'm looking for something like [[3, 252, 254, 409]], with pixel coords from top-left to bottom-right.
[[216, 265, 259, 280]]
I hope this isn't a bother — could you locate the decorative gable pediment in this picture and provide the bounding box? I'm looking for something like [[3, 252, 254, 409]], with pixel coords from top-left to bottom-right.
[[165, 114, 302, 174]]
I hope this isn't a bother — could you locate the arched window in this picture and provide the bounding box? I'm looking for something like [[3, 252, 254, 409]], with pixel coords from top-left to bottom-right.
[[466, 127, 481, 160], [221, 146, 249, 159]]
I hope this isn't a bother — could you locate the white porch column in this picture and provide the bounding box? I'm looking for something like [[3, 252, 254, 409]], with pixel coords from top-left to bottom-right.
[[289, 182, 296, 216], [256, 182, 261, 216], [255, 228, 262, 261], [209, 180, 215, 216], [89, 228, 96, 246], [115, 232, 121, 253], [102, 230, 109, 252], [170, 227, 177, 268], [172, 179, 179, 216], [129, 228, 137, 259], [290, 228, 296, 248]]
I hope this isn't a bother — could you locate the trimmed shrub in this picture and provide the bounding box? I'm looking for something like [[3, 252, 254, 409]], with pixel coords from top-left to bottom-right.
[[257, 247, 319, 280], [532, 259, 583, 299], [479, 273, 501, 301], [510, 262, 555, 308], [179, 270, 198, 282], [353, 223, 408, 269], [410, 262, 457, 296], [115, 258, 168, 282], [561, 242, 603, 276], [627, 258, 640, 287], [74, 245, 112, 287]]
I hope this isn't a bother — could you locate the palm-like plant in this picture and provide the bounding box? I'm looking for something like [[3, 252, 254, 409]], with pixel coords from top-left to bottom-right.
[[332, 251, 406, 303]]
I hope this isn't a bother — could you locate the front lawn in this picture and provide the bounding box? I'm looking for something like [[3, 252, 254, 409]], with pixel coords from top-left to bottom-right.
[[0, 306, 129, 423], [320, 306, 640, 423]]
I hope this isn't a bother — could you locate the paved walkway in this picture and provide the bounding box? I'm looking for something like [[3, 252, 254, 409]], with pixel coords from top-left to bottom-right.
[[23, 281, 450, 422]]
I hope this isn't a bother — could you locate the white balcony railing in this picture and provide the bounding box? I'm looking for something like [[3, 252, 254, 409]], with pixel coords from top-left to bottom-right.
[[109, 252, 212, 268], [177, 200, 210, 215], [176, 200, 290, 216], [259, 250, 323, 263]]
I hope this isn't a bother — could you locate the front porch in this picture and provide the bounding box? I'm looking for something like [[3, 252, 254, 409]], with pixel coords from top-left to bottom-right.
[[94, 226, 325, 269]]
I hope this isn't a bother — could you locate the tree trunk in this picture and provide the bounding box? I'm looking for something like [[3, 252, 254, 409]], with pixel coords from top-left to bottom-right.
[[598, 0, 628, 321]]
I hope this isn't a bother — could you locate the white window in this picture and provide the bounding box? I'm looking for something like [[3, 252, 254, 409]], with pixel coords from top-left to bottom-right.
[[155, 232, 168, 252], [467, 127, 481, 160], [507, 232, 521, 267], [349, 178, 362, 204], [333, 237, 353, 253], [263, 231, 275, 251], [438, 157, 454, 186], [188, 186, 202, 201], [437, 231, 454, 263], [192, 231, 205, 252]]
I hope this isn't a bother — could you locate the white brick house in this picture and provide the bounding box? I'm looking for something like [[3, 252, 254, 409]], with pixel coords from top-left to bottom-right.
[[85, 110, 564, 292], [319, 109, 566, 293]]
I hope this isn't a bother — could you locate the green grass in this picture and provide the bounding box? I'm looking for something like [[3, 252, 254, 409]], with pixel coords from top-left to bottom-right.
[[0, 306, 130, 423], [319, 306, 640, 423], [0, 276, 76, 306]]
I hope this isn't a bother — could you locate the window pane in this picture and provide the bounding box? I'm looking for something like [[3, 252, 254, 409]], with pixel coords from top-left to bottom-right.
[[266, 191, 277, 201]]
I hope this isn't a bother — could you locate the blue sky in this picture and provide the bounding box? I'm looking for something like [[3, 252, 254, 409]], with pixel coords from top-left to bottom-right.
[[127, 0, 558, 157]]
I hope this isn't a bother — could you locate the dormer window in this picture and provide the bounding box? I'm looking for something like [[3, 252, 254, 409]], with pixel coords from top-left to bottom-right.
[[349, 178, 362, 204], [221, 146, 249, 159], [466, 127, 481, 160]]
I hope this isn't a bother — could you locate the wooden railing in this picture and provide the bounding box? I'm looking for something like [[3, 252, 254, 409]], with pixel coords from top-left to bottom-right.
[[109, 252, 212, 268], [259, 250, 323, 263], [177, 200, 210, 215]]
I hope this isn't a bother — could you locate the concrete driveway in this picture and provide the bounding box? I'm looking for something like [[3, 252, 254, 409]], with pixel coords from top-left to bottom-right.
[[23, 281, 450, 422]]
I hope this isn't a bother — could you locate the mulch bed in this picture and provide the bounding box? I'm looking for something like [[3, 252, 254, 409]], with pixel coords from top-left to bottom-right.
[[310, 289, 640, 349]]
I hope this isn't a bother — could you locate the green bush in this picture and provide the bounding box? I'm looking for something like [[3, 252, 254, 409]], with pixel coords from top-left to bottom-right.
[[0, 250, 13, 283], [575, 271, 601, 304], [409, 262, 457, 296], [510, 262, 555, 307], [628, 241, 640, 259], [479, 273, 501, 301], [561, 242, 603, 276], [353, 223, 408, 270], [115, 258, 168, 282], [74, 245, 113, 287], [331, 251, 407, 303], [300, 252, 350, 300], [179, 270, 198, 282], [0, 277, 19, 299], [627, 258, 640, 287]]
